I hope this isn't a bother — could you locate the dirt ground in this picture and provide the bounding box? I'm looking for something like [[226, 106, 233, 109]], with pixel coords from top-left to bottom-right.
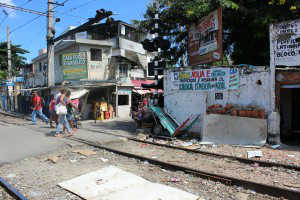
[[0, 142, 282, 200], [136, 135, 300, 167], [105, 139, 300, 191], [0, 113, 299, 199], [1, 112, 299, 168]]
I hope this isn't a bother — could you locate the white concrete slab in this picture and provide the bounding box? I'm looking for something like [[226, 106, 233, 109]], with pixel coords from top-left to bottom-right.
[[58, 166, 201, 200], [202, 114, 267, 145]]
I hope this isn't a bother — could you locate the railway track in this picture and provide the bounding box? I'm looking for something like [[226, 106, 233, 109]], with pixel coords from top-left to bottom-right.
[[67, 136, 300, 200], [83, 127, 300, 171], [0, 177, 27, 200], [1, 112, 299, 199], [1, 112, 299, 170]]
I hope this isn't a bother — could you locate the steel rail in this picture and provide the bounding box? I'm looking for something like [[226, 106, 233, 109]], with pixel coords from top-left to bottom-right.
[[84, 128, 300, 171], [0, 111, 299, 171], [0, 177, 27, 200], [69, 137, 300, 200]]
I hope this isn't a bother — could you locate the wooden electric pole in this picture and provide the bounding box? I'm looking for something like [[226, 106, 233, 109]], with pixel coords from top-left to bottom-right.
[[47, 0, 55, 87]]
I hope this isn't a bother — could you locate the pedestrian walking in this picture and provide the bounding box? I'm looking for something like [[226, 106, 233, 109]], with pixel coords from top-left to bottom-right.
[[55, 89, 77, 137], [64, 90, 79, 133], [31, 91, 49, 125], [49, 95, 57, 128]]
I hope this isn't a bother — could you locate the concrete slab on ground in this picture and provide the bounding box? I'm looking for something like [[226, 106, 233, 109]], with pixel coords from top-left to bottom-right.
[[59, 165, 201, 200]]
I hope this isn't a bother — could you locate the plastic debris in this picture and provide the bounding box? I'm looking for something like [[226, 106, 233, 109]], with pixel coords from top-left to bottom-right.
[[100, 158, 108, 162], [69, 159, 77, 163], [271, 144, 280, 149], [6, 173, 16, 178], [247, 151, 263, 158]]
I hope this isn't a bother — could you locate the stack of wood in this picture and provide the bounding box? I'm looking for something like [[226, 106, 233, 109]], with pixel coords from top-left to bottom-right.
[[206, 104, 265, 119]]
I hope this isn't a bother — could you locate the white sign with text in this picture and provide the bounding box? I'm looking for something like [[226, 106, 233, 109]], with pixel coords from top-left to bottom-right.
[[270, 19, 300, 66]]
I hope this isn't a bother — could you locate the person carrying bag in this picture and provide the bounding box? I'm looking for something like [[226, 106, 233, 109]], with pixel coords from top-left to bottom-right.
[[54, 89, 74, 137]]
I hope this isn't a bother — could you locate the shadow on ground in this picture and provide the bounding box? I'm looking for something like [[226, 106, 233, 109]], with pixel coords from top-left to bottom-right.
[[87, 119, 137, 136]]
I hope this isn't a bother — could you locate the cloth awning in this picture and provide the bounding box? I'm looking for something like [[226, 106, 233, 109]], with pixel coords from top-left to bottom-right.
[[132, 89, 150, 95], [70, 89, 89, 99], [132, 89, 163, 95], [131, 80, 154, 88]]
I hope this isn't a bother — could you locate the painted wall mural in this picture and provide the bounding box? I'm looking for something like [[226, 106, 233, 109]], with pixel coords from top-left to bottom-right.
[[170, 68, 239, 91]]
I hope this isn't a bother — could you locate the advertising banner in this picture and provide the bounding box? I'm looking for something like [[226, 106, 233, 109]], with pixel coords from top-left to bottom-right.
[[170, 68, 239, 92], [62, 52, 88, 80], [188, 8, 223, 65], [270, 19, 300, 66]]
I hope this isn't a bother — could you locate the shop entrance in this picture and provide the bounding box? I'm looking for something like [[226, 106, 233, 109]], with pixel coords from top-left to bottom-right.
[[84, 87, 114, 120], [280, 87, 300, 145]]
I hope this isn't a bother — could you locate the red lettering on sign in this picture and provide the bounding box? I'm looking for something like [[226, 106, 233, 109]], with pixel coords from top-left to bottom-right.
[[200, 71, 205, 77]]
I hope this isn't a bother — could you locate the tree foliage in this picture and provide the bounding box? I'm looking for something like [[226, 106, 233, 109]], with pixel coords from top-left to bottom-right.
[[0, 42, 29, 80], [137, 0, 300, 66]]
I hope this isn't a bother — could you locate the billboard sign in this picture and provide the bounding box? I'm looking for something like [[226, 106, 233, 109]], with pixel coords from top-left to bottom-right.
[[188, 8, 223, 65], [270, 19, 300, 66], [169, 68, 239, 92], [62, 52, 88, 80]]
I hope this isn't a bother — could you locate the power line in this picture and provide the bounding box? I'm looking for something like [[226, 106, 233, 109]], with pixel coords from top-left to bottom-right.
[[0, 2, 47, 16], [61, 0, 98, 12], [8, 0, 68, 35], [11, 15, 41, 33], [54, 0, 99, 26], [0, 0, 34, 29], [55, 10, 88, 20]]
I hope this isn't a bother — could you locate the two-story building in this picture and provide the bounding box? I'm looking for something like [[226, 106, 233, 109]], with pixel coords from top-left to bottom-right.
[[31, 20, 152, 119]]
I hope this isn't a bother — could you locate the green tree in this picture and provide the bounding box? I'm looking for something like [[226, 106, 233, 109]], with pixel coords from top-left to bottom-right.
[[0, 42, 29, 80], [137, 0, 300, 66]]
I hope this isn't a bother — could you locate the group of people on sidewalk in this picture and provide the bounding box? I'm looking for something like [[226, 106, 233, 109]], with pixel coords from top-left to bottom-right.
[[31, 88, 79, 137]]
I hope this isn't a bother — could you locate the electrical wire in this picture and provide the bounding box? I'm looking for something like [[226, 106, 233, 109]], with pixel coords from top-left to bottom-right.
[[2, 0, 95, 40], [9, 0, 68, 35], [67, 0, 98, 12], [55, 10, 88, 20], [53, 0, 100, 27], [0, 0, 34, 28]]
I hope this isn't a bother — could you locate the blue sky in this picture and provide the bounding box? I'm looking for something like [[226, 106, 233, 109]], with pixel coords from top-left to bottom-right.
[[0, 0, 151, 62]]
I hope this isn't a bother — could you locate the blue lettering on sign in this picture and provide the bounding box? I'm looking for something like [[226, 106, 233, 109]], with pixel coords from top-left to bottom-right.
[[211, 69, 226, 77], [230, 68, 238, 74], [179, 83, 194, 90]]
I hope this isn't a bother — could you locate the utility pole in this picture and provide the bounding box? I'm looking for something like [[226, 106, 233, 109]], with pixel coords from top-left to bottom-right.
[[47, 0, 55, 87], [7, 26, 11, 79], [6, 26, 12, 111]]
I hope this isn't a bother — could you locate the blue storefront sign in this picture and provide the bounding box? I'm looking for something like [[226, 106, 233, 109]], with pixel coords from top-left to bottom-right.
[[14, 77, 24, 82], [0, 82, 14, 87]]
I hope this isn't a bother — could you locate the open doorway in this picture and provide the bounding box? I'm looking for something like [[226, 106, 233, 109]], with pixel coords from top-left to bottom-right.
[[280, 87, 300, 145]]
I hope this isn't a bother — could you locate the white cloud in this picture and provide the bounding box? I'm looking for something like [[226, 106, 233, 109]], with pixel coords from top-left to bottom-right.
[[0, 0, 16, 17]]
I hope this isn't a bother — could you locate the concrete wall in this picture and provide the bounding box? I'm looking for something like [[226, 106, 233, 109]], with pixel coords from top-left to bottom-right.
[[164, 67, 272, 135], [32, 42, 148, 86], [78, 45, 112, 81], [33, 60, 47, 86], [54, 44, 80, 84]]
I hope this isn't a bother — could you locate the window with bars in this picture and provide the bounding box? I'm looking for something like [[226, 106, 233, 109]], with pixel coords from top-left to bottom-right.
[[119, 64, 128, 78], [90, 48, 102, 61]]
